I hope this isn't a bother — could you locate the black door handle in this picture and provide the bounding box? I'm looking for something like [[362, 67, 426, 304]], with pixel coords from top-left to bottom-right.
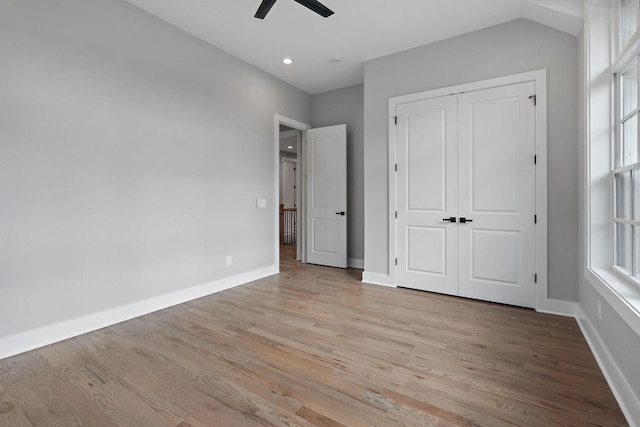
[[442, 217, 457, 223], [459, 217, 473, 223], [336, 211, 346, 216]]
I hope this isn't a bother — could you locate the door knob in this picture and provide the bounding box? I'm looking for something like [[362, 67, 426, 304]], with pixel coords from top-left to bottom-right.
[[442, 217, 457, 223], [335, 211, 346, 216], [459, 217, 473, 223]]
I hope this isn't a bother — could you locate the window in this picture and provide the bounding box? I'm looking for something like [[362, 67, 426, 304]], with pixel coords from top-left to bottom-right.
[[622, 0, 639, 47], [584, 0, 640, 336], [615, 1, 640, 282]]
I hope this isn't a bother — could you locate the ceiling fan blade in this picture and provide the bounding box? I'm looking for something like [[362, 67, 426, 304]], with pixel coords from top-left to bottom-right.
[[293, 0, 334, 17], [255, 0, 278, 19]]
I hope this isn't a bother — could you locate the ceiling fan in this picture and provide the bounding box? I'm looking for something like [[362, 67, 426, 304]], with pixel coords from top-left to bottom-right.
[[255, 0, 334, 19]]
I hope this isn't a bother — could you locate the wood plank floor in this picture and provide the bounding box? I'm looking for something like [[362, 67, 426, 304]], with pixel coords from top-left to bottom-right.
[[0, 246, 627, 426]]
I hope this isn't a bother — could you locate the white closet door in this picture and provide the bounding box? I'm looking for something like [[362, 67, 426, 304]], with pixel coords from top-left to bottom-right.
[[457, 82, 536, 307], [396, 96, 459, 294]]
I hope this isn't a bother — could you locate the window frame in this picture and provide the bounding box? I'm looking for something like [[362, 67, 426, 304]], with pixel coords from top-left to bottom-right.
[[613, 0, 640, 287], [584, 0, 640, 348]]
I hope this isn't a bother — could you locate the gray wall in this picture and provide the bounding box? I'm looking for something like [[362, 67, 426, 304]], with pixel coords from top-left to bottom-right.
[[363, 19, 579, 301], [311, 84, 365, 264], [0, 0, 311, 338]]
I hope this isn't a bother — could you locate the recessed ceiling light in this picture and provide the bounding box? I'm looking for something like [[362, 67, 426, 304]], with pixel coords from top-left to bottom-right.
[[283, 58, 293, 65], [288, 146, 293, 149], [330, 57, 342, 63]]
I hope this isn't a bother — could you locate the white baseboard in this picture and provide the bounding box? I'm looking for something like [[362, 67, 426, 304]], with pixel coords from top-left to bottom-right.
[[0, 265, 278, 360], [348, 258, 364, 269], [576, 305, 640, 427], [361, 272, 395, 287], [536, 298, 577, 317]]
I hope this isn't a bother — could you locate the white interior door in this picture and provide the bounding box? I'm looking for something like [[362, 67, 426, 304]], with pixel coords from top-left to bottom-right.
[[306, 124, 347, 268], [281, 158, 296, 208], [396, 95, 458, 294], [457, 82, 536, 307], [395, 82, 536, 308]]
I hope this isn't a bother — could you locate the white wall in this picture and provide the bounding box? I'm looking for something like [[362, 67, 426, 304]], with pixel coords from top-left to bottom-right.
[[311, 84, 365, 266], [363, 19, 579, 301], [0, 0, 310, 351]]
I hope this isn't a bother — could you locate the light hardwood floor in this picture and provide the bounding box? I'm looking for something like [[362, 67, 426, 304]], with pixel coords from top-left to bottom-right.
[[0, 246, 627, 426]]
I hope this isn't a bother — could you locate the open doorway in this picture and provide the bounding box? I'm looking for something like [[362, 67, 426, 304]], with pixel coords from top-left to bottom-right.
[[274, 115, 348, 270], [279, 126, 299, 261], [273, 114, 310, 269]]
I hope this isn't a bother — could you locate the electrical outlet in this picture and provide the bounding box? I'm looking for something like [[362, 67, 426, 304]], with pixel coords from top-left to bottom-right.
[[226, 255, 232, 266], [597, 299, 602, 320]]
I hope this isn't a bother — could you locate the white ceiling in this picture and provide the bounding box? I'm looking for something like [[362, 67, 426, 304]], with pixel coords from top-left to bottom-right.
[[123, 0, 583, 95]]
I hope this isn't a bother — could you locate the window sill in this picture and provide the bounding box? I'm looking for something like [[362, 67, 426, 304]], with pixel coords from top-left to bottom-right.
[[588, 268, 640, 337]]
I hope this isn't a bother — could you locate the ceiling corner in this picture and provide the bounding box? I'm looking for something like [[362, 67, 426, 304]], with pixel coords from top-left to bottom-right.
[[522, 0, 584, 36]]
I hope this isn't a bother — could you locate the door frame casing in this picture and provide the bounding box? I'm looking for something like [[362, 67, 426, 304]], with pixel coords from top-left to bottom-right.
[[388, 69, 549, 311]]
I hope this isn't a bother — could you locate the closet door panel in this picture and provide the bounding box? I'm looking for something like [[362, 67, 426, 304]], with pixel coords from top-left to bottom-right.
[[458, 82, 536, 308], [396, 96, 458, 295]]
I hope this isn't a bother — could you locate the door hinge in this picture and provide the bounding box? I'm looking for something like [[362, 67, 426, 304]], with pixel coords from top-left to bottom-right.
[[395, 258, 398, 266], [395, 211, 398, 219], [534, 155, 537, 164], [534, 214, 537, 224], [394, 116, 398, 125], [534, 273, 538, 283], [395, 163, 398, 172], [529, 95, 537, 105]]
